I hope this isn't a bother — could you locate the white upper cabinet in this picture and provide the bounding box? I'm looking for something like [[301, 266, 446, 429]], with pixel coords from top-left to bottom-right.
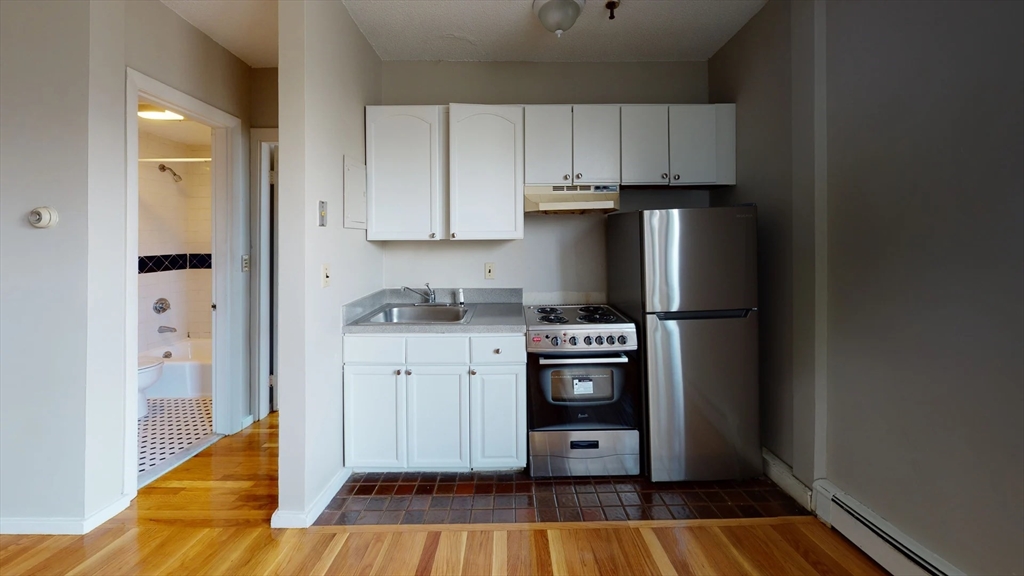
[[621, 105, 670, 185], [366, 106, 444, 240], [572, 105, 621, 185], [525, 105, 573, 185], [669, 104, 736, 185], [449, 104, 524, 240]]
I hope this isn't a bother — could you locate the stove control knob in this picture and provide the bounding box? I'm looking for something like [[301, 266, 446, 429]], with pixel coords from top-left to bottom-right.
[[618, 335, 628, 345], [595, 335, 604, 345], [607, 335, 616, 345], [550, 336, 561, 346], [584, 336, 593, 346], [568, 336, 578, 346]]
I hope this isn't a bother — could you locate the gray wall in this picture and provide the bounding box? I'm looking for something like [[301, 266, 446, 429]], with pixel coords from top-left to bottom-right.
[[825, 2, 1023, 574], [708, 0, 799, 470], [251, 67, 278, 128]]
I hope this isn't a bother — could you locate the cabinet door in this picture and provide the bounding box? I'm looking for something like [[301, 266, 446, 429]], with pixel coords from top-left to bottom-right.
[[450, 104, 524, 240], [344, 365, 406, 467], [621, 105, 669, 185], [669, 105, 717, 185], [366, 106, 442, 240], [470, 364, 527, 469], [525, 105, 573, 185], [572, 105, 621, 185], [407, 366, 470, 469]]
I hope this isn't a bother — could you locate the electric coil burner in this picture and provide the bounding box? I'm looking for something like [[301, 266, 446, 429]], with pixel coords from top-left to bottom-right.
[[525, 304, 640, 477]]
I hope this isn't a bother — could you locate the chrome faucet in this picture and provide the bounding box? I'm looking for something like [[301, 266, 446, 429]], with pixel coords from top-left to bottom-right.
[[157, 326, 177, 333], [402, 283, 435, 303]]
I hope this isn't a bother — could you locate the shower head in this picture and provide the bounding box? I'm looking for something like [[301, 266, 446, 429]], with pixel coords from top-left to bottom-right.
[[158, 163, 182, 182]]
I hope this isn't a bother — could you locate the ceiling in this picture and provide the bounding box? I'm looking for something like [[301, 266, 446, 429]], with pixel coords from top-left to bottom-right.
[[160, 0, 278, 68], [139, 116, 213, 148], [160, 0, 764, 67], [344, 0, 766, 62]]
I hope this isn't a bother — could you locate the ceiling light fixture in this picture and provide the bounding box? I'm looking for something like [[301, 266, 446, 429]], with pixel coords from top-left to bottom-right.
[[533, 0, 585, 38], [138, 104, 184, 121]]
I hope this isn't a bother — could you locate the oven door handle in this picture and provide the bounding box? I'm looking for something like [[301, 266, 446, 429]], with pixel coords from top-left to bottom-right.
[[537, 354, 629, 365]]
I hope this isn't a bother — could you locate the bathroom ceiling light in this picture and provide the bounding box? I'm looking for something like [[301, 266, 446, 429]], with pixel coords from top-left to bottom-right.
[[533, 0, 585, 38], [138, 104, 184, 121]]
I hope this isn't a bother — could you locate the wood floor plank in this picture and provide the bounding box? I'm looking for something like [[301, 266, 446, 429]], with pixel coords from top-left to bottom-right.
[[491, 530, 508, 576], [373, 531, 428, 576], [639, 527, 679, 576], [796, 520, 888, 575], [460, 530, 493, 576], [718, 524, 818, 575], [415, 532, 442, 576], [430, 531, 467, 576], [653, 526, 710, 575], [308, 533, 349, 576]]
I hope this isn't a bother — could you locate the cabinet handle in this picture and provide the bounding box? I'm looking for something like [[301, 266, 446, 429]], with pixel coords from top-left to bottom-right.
[[494, 348, 502, 354], [405, 369, 412, 376], [429, 232, 436, 238], [451, 233, 457, 239], [661, 173, 668, 180], [673, 174, 680, 181], [471, 369, 477, 375], [563, 174, 570, 181], [395, 369, 401, 375], [575, 173, 583, 179]]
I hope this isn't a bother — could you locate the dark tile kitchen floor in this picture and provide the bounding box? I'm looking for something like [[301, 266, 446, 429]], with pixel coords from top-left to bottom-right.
[[314, 471, 810, 526]]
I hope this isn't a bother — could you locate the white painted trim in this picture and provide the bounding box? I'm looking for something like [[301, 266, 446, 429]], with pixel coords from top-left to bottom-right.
[[240, 414, 255, 429], [811, 0, 829, 483], [250, 129, 279, 423], [270, 468, 351, 528], [761, 448, 812, 511], [125, 68, 248, 505], [1, 494, 132, 535], [814, 480, 966, 576]]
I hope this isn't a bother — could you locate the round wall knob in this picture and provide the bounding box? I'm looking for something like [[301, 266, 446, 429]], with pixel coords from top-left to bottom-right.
[[451, 233, 457, 239], [494, 348, 502, 354], [471, 369, 478, 375], [661, 173, 669, 180], [395, 370, 401, 375], [563, 174, 570, 181], [405, 369, 412, 375], [575, 173, 583, 179], [429, 232, 436, 238], [673, 174, 681, 180]]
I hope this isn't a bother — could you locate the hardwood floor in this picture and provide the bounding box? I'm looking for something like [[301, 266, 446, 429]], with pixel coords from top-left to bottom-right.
[[0, 414, 886, 575]]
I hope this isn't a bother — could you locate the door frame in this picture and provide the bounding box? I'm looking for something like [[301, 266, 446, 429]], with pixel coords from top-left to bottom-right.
[[125, 68, 248, 496], [250, 128, 278, 421]]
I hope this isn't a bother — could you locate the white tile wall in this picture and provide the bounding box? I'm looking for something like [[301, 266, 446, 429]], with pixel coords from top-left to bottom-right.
[[138, 131, 212, 353]]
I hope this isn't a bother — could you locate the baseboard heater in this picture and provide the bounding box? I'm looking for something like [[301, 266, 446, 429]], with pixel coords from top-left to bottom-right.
[[814, 481, 963, 576]]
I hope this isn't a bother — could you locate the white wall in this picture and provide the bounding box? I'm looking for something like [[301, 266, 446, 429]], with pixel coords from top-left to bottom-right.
[[277, 0, 384, 523]]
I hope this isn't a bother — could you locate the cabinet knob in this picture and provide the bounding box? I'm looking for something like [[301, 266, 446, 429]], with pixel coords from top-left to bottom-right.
[[429, 232, 436, 238], [661, 173, 669, 180], [471, 369, 477, 375], [494, 348, 502, 354], [405, 369, 412, 376], [575, 173, 583, 179], [395, 369, 401, 375], [563, 174, 570, 181], [451, 233, 457, 239], [673, 174, 680, 181]]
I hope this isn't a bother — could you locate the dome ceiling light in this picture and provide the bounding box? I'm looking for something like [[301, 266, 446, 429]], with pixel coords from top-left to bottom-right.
[[533, 0, 586, 38]]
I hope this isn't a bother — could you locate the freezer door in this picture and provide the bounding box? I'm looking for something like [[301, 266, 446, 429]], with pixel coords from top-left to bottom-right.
[[645, 310, 761, 481], [642, 207, 757, 312]]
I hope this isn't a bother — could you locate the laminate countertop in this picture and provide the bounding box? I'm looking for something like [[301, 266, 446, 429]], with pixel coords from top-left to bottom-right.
[[343, 303, 526, 334]]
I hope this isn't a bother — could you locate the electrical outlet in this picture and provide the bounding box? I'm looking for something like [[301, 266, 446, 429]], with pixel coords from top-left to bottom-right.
[[241, 254, 250, 272], [321, 264, 330, 288], [485, 262, 495, 280]]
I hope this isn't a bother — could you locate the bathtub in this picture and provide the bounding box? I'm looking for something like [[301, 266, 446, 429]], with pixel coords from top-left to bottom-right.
[[143, 338, 212, 398]]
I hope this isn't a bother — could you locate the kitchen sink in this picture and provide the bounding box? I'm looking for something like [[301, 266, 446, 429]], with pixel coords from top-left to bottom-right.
[[362, 304, 474, 324]]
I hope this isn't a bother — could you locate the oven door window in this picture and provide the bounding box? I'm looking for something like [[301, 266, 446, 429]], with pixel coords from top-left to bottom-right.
[[528, 355, 639, 431], [549, 368, 616, 403]]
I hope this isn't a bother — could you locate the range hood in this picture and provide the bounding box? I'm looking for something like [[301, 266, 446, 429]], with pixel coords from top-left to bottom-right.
[[524, 185, 619, 214]]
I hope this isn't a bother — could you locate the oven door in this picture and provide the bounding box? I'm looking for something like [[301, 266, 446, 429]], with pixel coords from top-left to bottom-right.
[[527, 352, 639, 431]]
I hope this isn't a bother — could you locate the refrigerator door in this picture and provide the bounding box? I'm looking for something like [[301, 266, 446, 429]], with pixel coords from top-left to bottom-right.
[[642, 207, 757, 313], [645, 310, 760, 481]]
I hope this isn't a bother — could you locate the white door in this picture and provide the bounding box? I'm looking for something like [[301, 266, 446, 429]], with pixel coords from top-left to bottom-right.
[[366, 106, 442, 240], [407, 365, 470, 469], [572, 105, 621, 185], [525, 105, 573, 185], [621, 105, 669, 185], [669, 105, 717, 185], [449, 104, 524, 240], [343, 365, 406, 467], [470, 365, 527, 469]]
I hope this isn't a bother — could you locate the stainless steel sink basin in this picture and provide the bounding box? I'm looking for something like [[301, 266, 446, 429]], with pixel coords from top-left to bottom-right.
[[363, 304, 474, 324]]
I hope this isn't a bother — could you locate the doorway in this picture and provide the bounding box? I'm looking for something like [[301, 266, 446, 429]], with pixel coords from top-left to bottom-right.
[[125, 69, 250, 495], [250, 129, 279, 419]]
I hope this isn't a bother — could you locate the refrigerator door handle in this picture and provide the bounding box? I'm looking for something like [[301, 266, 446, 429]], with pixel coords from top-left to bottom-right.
[[654, 309, 753, 321]]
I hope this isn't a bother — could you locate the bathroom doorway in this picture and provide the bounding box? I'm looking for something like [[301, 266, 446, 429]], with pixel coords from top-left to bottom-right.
[[250, 129, 279, 420], [125, 69, 250, 494]]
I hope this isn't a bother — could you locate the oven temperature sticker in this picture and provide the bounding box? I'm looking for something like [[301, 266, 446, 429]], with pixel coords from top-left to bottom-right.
[[573, 378, 595, 395]]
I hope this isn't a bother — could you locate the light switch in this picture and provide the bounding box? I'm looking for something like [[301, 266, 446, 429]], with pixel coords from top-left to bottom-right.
[[318, 201, 327, 227], [485, 262, 495, 280], [321, 264, 330, 288]]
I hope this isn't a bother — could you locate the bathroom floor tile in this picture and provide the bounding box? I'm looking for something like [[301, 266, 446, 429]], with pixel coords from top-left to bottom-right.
[[137, 397, 213, 474]]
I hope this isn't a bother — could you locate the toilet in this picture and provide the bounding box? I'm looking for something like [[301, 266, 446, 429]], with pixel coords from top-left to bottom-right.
[[138, 356, 164, 418]]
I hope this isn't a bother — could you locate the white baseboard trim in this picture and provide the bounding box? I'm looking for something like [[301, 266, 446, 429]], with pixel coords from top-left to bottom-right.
[[761, 448, 812, 511], [813, 479, 965, 576], [270, 467, 351, 529], [1, 493, 133, 535], [240, 414, 255, 429]]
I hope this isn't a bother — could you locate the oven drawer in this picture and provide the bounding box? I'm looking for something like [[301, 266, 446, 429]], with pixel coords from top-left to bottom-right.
[[529, 430, 640, 477], [471, 336, 526, 364]]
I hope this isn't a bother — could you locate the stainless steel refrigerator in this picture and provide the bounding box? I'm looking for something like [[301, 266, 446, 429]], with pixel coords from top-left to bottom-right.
[[607, 207, 761, 482]]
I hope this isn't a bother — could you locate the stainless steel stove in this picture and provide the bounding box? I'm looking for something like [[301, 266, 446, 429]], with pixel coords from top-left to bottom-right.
[[525, 304, 641, 477], [525, 305, 638, 353]]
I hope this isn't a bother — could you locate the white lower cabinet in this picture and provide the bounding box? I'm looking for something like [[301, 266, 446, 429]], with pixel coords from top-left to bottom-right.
[[343, 365, 406, 468], [470, 364, 527, 469], [406, 366, 469, 469]]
